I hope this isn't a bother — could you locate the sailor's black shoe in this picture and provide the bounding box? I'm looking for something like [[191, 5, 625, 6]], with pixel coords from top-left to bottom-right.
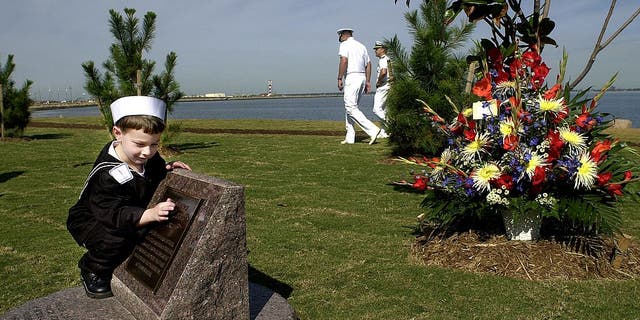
[[80, 269, 113, 299]]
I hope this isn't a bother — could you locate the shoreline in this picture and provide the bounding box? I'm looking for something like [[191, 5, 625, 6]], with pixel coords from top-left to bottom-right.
[[29, 93, 343, 111]]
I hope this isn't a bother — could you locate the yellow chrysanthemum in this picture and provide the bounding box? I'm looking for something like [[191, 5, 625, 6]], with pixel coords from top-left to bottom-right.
[[499, 118, 515, 137], [462, 133, 491, 160], [574, 153, 598, 189], [538, 96, 565, 113], [525, 153, 545, 177], [462, 108, 473, 117], [472, 163, 501, 193], [559, 126, 586, 154]]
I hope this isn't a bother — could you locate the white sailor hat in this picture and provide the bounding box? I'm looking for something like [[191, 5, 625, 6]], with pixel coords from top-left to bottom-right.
[[336, 28, 354, 34], [373, 41, 386, 49], [110, 96, 166, 123]]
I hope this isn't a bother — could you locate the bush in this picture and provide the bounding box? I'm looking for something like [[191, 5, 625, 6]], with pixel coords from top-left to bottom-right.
[[386, 77, 444, 155], [385, 0, 475, 156], [1, 54, 32, 137]]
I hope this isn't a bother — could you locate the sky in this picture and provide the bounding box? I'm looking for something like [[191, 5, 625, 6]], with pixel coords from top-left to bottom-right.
[[1, 0, 639, 100]]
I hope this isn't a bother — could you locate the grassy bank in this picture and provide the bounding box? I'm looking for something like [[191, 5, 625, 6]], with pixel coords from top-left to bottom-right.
[[1, 118, 640, 319]]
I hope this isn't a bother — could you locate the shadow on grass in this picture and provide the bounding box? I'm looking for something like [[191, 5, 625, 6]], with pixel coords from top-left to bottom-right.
[[0, 171, 26, 183], [27, 133, 72, 140], [73, 162, 94, 168], [387, 183, 427, 194], [248, 264, 294, 299], [168, 141, 219, 152]]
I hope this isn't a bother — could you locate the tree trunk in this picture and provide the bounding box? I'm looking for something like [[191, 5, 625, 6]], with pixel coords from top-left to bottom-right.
[[136, 69, 142, 96], [0, 82, 4, 141]]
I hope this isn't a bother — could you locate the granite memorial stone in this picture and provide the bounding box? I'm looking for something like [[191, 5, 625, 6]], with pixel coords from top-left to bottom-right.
[[112, 169, 249, 320]]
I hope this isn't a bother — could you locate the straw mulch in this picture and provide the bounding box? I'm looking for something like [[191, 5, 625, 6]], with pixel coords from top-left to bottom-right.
[[411, 231, 640, 280]]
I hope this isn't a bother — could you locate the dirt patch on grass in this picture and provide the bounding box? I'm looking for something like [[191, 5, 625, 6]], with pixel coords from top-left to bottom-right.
[[0, 137, 32, 142], [412, 231, 640, 280], [28, 121, 345, 136]]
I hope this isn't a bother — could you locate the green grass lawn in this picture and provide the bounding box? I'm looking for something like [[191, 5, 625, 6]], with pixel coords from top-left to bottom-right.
[[1, 119, 640, 319]]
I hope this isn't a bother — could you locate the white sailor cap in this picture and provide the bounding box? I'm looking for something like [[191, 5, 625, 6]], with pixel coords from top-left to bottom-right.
[[337, 28, 354, 35], [110, 96, 166, 123], [373, 41, 386, 49]]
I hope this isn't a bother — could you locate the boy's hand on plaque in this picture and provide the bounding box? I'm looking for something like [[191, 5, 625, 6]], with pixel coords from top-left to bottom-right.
[[166, 161, 192, 171]]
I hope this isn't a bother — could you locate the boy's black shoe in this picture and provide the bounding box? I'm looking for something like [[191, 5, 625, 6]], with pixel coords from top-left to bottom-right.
[[80, 269, 113, 299]]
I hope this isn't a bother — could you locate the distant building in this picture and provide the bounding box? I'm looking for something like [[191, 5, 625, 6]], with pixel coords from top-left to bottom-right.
[[205, 93, 226, 98]]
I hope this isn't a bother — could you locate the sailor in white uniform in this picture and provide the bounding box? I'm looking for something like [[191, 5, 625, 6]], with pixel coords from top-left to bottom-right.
[[336, 28, 381, 145], [373, 40, 390, 138]]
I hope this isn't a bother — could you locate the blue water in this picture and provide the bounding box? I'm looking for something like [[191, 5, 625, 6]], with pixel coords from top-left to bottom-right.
[[33, 95, 378, 121], [32, 92, 640, 127]]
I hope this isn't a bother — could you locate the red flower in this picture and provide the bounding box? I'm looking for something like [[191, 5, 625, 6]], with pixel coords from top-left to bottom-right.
[[531, 62, 550, 90], [449, 112, 469, 134], [597, 172, 612, 186], [624, 171, 633, 181], [503, 134, 518, 151], [487, 48, 503, 67], [543, 83, 562, 100], [463, 128, 476, 141], [530, 166, 546, 195], [450, 123, 463, 135], [590, 139, 613, 164], [607, 183, 624, 197], [412, 176, 428, 191], [509, 59, 524, 78], [546, 130, 564, 162], [521, 50, 542, 68], [552, 105, 569, 124], [494, 71, 510, 85], [462, 120, 477, 141], [472, 74, 493, 100], [456, 112, 469, 125], [575, 111, 597, 130], [492, 174, 514, 190], [517, 109, 533, 124]]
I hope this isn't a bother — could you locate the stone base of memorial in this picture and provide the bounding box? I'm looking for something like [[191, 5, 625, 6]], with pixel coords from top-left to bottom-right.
[[0, 283, 297, 320]]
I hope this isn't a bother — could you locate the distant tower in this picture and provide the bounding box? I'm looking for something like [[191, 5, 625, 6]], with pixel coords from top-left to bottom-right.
[[267, 80, 273, 96]]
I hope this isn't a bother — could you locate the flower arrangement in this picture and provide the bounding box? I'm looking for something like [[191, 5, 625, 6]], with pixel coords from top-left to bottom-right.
[[399, 44, 640, 240]]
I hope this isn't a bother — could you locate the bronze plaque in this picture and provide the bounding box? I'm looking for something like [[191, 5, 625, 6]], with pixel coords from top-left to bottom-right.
[[125, 187, 202, 292]]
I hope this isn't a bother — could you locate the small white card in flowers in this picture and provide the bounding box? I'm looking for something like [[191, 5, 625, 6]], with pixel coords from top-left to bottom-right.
[[472, 99, 498, 120]]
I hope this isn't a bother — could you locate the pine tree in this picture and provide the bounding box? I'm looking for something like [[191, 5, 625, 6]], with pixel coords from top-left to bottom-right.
[[82, 8, 183, 135], [0, 54, 33, 138], [385, 0, 474, 155]]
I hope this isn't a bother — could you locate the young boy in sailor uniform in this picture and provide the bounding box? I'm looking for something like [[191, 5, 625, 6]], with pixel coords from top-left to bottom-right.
[[67, 96, 191, 299]]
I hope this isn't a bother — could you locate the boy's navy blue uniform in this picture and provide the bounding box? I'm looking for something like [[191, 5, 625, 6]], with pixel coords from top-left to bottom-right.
[[67, 141, 167, 278]]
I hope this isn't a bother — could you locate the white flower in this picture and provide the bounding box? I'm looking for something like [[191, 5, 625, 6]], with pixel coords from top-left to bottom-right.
[[559, 126, 587, 155], [574, 153, 598, 189], [472, 163, 501, 193], [537, 95, 565, 114], [525, 153, 546, 178], [535, 193, 557, 208], [462, 132, 492, 161], [486, 189, 504, 205]]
